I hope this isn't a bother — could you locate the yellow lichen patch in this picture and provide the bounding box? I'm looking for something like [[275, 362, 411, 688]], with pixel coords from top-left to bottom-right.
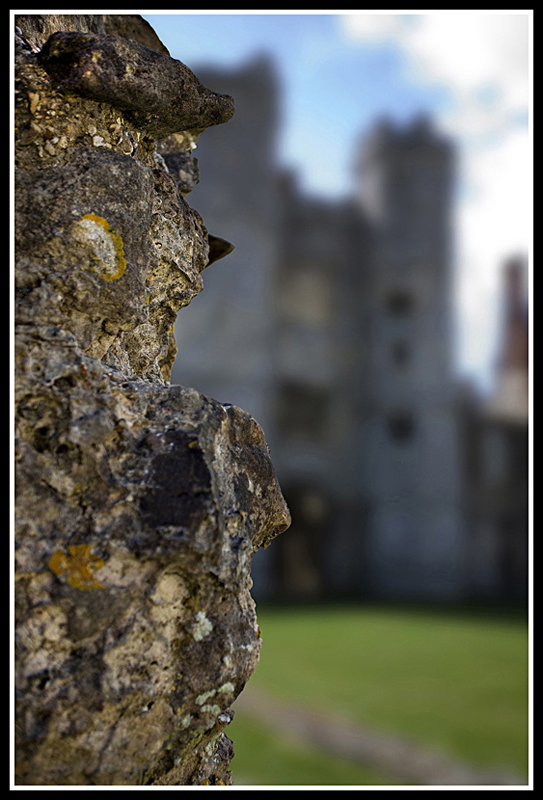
[[201, 776, 227, 786], [49, 544, 106, 590], [72, 214, 127, 281], [145, 275, 155, 304]]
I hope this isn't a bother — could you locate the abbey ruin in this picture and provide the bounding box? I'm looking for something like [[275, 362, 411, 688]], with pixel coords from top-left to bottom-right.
[[173, 57, 528, 607]]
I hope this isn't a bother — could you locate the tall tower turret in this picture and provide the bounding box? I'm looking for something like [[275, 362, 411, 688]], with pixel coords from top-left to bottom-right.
[[357, 115, 464, 600], [171, 55, 281, 433]]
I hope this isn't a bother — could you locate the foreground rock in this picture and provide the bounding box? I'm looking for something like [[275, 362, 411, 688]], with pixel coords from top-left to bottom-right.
[[14, 14, 290, 785]]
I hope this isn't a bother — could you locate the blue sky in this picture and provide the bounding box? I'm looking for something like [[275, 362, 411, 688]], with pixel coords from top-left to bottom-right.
[[144, 13, 450, 198], [143, 12, 531, 393]]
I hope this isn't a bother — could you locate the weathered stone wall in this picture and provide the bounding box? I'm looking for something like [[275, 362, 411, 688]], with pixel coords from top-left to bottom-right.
[[14, 14, 290, 785]]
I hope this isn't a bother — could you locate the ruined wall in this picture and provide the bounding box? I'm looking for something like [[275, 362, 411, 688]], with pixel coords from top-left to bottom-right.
[[14, 14, 290, 785]]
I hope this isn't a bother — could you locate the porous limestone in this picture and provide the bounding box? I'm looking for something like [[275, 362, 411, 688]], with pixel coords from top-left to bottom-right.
[[14, 13, 290, 785]]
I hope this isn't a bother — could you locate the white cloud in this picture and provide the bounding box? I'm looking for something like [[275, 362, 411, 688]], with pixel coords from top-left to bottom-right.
[[455, 127, 531, 381], [341, 13, 403, 40], [340, 11, 531, 391], [341, 13, 529, 112]]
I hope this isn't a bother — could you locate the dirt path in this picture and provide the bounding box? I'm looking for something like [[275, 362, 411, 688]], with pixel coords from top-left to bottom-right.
[[232, 684, 525, 786]]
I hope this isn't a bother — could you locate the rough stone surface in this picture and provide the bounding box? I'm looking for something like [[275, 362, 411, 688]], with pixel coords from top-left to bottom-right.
[[14, 14, 290, 786], [37, 31, 235, 139]]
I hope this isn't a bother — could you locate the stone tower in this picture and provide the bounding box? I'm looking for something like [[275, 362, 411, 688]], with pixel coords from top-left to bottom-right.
[[356, 116, 465, 600], [171, 55, 281, 440]]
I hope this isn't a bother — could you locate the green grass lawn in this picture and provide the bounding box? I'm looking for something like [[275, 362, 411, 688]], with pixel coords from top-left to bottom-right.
[[229, 604, 529, 784]]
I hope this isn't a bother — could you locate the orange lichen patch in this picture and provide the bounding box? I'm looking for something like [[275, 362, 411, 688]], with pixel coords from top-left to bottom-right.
[[79, 213, 127, 281], [49, 544, 106, 590]]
